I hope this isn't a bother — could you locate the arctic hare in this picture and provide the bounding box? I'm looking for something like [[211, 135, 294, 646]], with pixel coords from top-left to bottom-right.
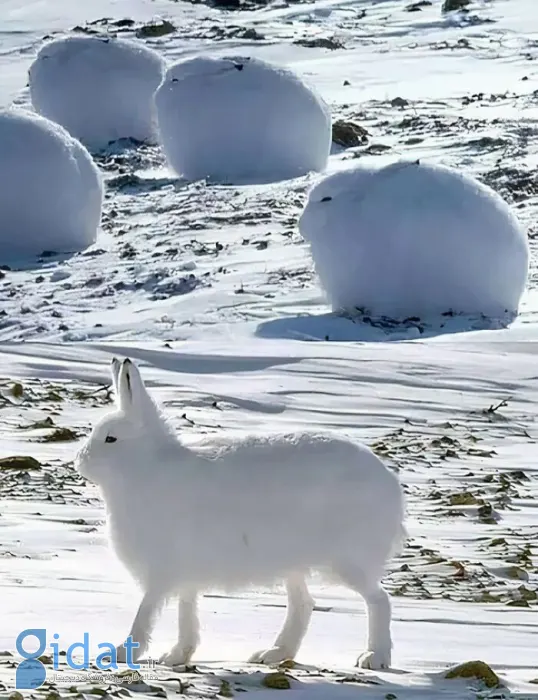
[[76, 358, 405, 670]]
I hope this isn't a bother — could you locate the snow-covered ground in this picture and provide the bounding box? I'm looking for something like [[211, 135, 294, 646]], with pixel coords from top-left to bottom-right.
[[1, 0, 538, 698]]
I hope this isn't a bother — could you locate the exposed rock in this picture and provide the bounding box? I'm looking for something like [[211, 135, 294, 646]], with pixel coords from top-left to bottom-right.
[[262, 672, 291, 690], [442, 0, 471, 11], [406, 0, 432, 10], [136, 20, 176, 37], [445, 660, 501, 688], [332, 120, 369, 147], [294, 36, 344, 50], [0, 455, 41, 470], [40, 427, 79, 443]]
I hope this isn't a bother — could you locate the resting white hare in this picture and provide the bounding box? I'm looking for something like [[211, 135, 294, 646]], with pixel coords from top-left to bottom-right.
[[76, 358, 405, 669]]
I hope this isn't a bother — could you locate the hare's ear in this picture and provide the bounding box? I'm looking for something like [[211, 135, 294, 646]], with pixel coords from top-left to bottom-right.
[[111, 357, 122, 401], [117, 358, 154, 418]]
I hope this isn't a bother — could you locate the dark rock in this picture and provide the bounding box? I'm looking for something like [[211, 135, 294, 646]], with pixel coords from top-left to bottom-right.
[[136, 20, 176, 38], [0, 455, 41, 470], [212, 0, 242, 8], [119, 243, 137, 259], [363, 143, 391, 154], [294, 36, 344, 50], [442, 0, 471, 11], [445, 661, 500, 688], [112, 18, 136, 27], [240, 27, 265, 39], [40, 427, 79, 443], [406, 0, 432, 10], [332, 120, 369, 148]]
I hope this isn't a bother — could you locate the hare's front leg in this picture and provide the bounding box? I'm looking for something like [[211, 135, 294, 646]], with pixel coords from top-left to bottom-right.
[[116, 590, 165, 663], [160, 590, 200, 667], [249, 574, 314, 665]]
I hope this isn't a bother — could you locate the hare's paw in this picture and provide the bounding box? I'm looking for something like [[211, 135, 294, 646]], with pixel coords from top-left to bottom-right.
[[356, 649, 391, 670], [160, 643, 195, 667], [249, 646, 296, 666]]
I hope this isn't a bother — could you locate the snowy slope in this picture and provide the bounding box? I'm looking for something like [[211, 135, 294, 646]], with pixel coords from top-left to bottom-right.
[[1, 0, 538, 698]]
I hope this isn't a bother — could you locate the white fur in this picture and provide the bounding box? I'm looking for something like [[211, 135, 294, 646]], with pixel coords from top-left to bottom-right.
[[76, 358, 405, 670], [154, 55, 331, 184], [0, 108, 102, 261], [29, 36, 166, 152], [299, 160, 529, 319]]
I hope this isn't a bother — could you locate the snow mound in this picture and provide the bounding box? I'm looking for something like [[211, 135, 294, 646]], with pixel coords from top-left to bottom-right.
[[0, 109, 103, 261], [154, 55, 331, 184], [29, 35, 166, 152], [299, 161, 529, 319]]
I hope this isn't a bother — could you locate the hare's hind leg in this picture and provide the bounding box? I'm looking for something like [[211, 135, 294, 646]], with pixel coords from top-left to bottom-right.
[[334, 563, 392, 670], [249, 573, 314, 665], [116, 589, 166, 663], [160, 590, 200, 667]]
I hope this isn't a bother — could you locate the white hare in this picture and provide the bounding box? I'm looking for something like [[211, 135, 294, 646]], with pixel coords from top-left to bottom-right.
[[76, 358, 406, 670]]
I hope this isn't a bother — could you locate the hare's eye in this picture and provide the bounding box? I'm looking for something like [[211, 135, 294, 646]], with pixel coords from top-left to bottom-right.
[[105, 435, 117, 444]]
